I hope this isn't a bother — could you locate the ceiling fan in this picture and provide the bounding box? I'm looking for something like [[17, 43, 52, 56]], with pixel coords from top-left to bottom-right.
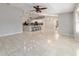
[[31, 5, 47, 13]]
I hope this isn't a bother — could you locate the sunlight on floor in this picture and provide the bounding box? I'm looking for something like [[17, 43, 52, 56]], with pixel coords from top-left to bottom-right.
[[77, 49, 79, 56], [55, 31, 59, 40], [47, 39, 53, 47]]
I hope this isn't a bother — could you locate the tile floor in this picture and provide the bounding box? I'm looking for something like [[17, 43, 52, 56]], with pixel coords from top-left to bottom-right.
[[0, 31, 78, 56]]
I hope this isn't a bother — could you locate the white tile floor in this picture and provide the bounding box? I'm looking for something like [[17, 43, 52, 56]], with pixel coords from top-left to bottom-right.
[[0, 31, 78, 56]]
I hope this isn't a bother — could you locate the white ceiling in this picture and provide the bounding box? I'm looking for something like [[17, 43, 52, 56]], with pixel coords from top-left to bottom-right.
[[10, 3, 76, 15]]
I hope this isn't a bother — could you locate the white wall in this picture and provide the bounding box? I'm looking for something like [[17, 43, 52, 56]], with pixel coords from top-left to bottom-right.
[[0, 5, 23, 37], [41, 16, 57, 33], [59, 12, 74, 36]]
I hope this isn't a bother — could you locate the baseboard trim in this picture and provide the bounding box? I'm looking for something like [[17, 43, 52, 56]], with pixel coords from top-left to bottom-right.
[[74, 33, 79, 39], [59, 31, 74, 38], [0, 31, 23, 37]]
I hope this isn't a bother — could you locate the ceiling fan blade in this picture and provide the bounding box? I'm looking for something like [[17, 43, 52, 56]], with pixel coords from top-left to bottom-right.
[[33, 6, 37, 9], [40, 7, 47, 10]]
